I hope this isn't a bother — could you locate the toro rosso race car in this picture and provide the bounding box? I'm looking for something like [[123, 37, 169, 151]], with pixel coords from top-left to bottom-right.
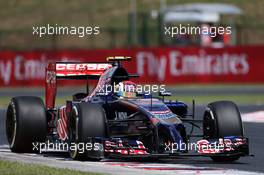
[[6, 56, 249, 162]]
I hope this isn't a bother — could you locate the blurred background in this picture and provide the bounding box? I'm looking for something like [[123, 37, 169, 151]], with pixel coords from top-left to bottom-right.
[[0, 0, 264, 107], [0, 0, 263, 50], [1, 1, 264, 171]]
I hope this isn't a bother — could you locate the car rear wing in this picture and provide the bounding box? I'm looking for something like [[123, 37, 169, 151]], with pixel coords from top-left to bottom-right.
[[45, 57, 133, 109], [45, 62, 112, 109], [51, 62, 112, 79]]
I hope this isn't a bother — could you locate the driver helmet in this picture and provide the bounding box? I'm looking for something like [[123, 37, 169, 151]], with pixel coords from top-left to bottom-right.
[[115, 81, 137, 98]]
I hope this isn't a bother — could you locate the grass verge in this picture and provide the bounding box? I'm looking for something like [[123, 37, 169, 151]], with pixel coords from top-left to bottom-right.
[[1, 94, 264, 108], [0, 159, 104, 175], [166, 94, 264, 105], [1, 84, 264, 107]]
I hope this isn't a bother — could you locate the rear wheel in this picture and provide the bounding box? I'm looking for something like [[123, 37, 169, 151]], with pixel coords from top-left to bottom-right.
[[203, 101, 243, 162], [6, 96, 47, 153], [68, 103, 107, 161]]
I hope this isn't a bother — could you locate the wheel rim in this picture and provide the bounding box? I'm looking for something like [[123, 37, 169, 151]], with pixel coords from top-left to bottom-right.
[[6, 103, 17, 148], [69, 107, 79, 158], [203, 110, 216, 138]]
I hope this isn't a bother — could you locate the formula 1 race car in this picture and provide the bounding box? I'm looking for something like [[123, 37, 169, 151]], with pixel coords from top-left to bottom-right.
[[6, 56, 249, 162]]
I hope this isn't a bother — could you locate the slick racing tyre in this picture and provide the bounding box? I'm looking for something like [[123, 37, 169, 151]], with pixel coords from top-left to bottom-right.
[[6, 96, 47, 153], [203, 101, 244, 162], [68, 103, 107, 161]]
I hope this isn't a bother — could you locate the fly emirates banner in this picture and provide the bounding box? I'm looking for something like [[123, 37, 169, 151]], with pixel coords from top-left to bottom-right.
[[0, 46, 263, 86]]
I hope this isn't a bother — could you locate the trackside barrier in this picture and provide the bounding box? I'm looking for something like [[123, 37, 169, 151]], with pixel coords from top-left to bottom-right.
[[0, 46, 264, 86]]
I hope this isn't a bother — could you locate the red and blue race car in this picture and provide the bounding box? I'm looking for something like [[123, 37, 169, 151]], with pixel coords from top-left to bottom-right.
[[6, 56, 249, 162]]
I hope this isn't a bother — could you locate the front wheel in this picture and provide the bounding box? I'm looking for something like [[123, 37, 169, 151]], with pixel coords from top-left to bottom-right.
[[68, 103, 107, 161], [203, 101, 244, 162]]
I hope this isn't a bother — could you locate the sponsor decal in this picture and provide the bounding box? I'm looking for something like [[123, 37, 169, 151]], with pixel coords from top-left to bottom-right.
[[104, 140, 148, 155], [57, 106, 68, 140], [0, 46, 263, 86], [56, 63, 111, 76], [136, 50, 249, 81]]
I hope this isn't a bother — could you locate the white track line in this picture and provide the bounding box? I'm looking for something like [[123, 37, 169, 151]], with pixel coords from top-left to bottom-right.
[[0, 146, 260, 175], [242, 111, 264, 123]]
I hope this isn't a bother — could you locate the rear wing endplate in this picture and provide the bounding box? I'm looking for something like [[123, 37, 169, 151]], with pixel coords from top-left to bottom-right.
[[45, 62, 112, 109]]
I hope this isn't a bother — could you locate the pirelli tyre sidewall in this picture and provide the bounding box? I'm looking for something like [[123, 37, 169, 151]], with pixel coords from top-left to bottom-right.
[[6, 96, 47, 153], [68, 103, 107, 161], [203, 100, 244, 162]]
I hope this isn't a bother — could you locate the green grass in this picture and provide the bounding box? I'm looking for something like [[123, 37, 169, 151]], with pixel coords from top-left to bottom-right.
[[1, 94, 264, 108], [0, 0, 264, 49], [50, 94, 264, 106], [166, 94, 264, 105], [1, 84, 264, 107], [167, 84, 264, 88], [0, 160, 104, 175], [1, 0, 263, 29]]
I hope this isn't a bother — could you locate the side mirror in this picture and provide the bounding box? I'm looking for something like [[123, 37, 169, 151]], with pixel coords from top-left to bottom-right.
[[159, 91, 172, 97], [96, 92, 110, 96]]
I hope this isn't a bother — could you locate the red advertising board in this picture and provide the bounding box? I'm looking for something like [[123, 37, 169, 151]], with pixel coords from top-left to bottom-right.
[[0, 46, 263, 87]]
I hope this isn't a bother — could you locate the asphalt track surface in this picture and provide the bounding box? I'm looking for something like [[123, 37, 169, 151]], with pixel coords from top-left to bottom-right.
[[0, 104, 264, 174]]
